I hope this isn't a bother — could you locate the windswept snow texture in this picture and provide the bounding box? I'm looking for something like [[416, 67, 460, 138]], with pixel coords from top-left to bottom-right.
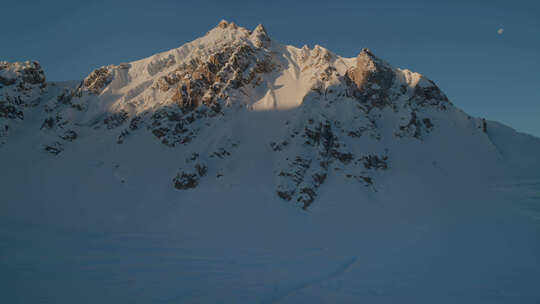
[[1, 20, 540, 303]]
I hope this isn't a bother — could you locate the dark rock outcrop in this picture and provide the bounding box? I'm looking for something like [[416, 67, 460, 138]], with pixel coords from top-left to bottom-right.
[[44, 142, 64, 155], [173, 159, 208, 190], [0, 61, 45, 87], [82, 66, 113, 95], [395, 111, 434, 139], [173, 172, 199, 190]]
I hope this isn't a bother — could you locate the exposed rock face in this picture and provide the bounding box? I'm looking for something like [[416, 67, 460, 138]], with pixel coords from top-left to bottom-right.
[[216, 19, 231, 29], [147, 105, 217, 147], [0, 61, 47, 145], [82, 66, 113, 94], [117, 116, 142, 144], [0, 102, 24, 120], [104, 111, 128, 129], [173, 171, 200, 189], [140, 24, 278, 146], [173, 153, 209, 190], [155, 72, 180, 92], [60, 130, 78, 141], [345, 49, 394, 107], [395, 111, 434, 139], [168, 43, 276, 111], [0, 61, 46, 87], [250, 24, 271, 48], [44, 141, 64, 155], [410, 79, 449, 109], [274, 115, 389, 209]]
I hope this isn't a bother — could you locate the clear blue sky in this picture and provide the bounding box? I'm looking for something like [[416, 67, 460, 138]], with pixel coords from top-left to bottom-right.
[[3, 0, 539, 137]]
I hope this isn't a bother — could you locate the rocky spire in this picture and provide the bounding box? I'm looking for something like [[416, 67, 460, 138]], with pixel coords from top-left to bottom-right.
[[215, 19, 237, 30], [346, 48, 393, 92], [216, 19, 229, 29], [345, 48, 395, 107], [252, 24, 268, 36], [250, 23, 271, 48]]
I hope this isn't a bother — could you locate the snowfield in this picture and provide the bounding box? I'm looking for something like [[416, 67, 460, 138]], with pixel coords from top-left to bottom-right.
[[1, 21, 540, 303]]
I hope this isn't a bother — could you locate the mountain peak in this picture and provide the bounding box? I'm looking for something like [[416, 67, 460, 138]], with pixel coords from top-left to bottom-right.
[[216, 19, 231, 29], [250, 23, 271, 48], [345, 47, 393, 96], [252, 23, 267, 35]]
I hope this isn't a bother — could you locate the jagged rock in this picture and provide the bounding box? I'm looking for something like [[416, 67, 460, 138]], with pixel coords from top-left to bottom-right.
[[44, 142, 64, 155], [104, 111, 128, 129], [40, 117, 55, 130], [273, 112, 390, 208], [211, 148, 230, 159], [60, 130, 78, 141], [0, 122, 8, 140], [346, 174, 374, 187], [155, 72, 180, 92], [216, 19, 230, 29], [0, 61, 46, 144], [0, 102, 24, 120], [173, 172, 199, 190], [0, 76, 16, 86], [361, 154, 389, 170], [187, 152, 199, 162], [117, 116, 143, 144], [345, 49, 394, 107], [396, 111, 433, 139], [128, 116, 142, 130], [332, 150, 353, 164], [0, 61, 45, 87], [171, 77, 208, 110], [152, 127, 169, 138], [251, 24, 271, 48], [276, 156, 319, 208], [277, 190, 293, 201], [270, 141, 288, 151], [195, 163, 208, 176], [411, 79, 449, 108], [82, 66, 113, 94], [118, 63, 131, 69], [117, 130, 129, 144], [168, 41, 275, 112], [173, 161, 208, 190], [148, 107, 195, 146], [297, 187, 316, 208], [56, 90, 74, 105]]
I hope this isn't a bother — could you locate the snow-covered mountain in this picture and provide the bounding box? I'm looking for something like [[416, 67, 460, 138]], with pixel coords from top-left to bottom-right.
[[3, 20, 538, 208], [1, 21, 540, 303]]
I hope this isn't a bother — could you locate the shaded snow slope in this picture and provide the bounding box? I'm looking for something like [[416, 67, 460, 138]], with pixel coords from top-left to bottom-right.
[[1, 20, 540, 303]]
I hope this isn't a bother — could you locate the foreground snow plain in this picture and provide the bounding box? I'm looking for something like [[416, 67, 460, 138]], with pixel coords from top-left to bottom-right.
[[2, 113, 539, 303]]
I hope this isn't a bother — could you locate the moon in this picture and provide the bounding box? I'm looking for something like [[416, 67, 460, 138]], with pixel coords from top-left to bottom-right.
[[497, 28, 504, 35]]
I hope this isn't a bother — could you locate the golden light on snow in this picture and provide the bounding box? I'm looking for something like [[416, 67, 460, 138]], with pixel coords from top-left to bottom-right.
[[497, 28, 504, 35]]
